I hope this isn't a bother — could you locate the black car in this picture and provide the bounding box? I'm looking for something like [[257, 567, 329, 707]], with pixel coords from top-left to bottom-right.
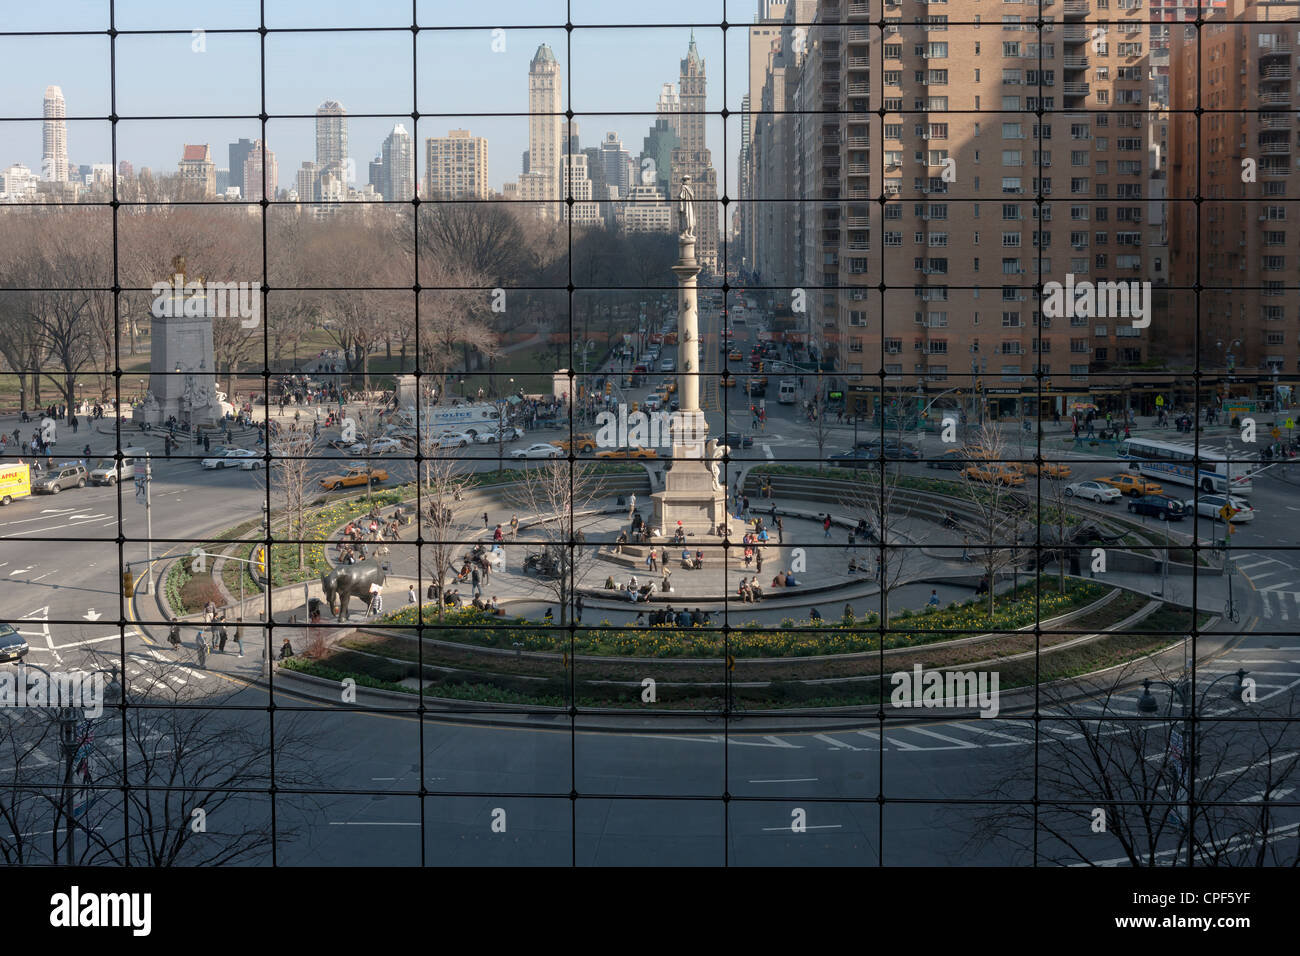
[[723, 432, 754, 449], [852, 440, 921, 461], [1127, 494, 1187, 521], [0, 622, 28, 663], [828, 448, 879, 469], [926, 448, 967, 470]]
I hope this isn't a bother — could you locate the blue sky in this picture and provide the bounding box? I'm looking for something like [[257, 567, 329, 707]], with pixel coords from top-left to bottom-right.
[[0, 0, 759, 195]]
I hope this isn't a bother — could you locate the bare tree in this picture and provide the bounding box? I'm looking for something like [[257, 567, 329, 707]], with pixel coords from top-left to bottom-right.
[[348, 405, 388, 499], [266, 420, 316, 569], [958, 422, 1025, 614], [508, 459, 605, 626], [846, 463, 926, 625], [416, 438, 474, 620], [0, 654, 329, 866], [965, 666, 1300, 866], [417, 264, 499, 403]]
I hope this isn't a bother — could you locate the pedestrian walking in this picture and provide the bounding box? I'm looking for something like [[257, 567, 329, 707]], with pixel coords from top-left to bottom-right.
[[195, 629, 208, 669], [646, 551, 657, 572], [167, 618, 182, 653], [482, 512, 489, 529], [575, 594, 585, 623], [509, 514, 519, 538], [629, 493, 637, 517], [823, 514, 832, 539], [962, 534, 971, 562], [775, 515, 784, 544], [471, 568, 482, 599], [875, 554, 882, 582], [217, 619, 229, 653], [756, 550, 763, 575], [234, 622, 244, 657], [408, 585, 417, 605]]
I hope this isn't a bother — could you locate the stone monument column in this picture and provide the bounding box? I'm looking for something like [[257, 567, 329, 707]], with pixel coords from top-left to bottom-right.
[[650, 177, 727, 537], [673, 226, 704, 457]]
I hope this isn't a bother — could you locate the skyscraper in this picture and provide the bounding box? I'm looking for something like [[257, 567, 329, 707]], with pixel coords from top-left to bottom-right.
[[42, 85, 68, 182], [228, 138, 255, 196], [316, 100, 349, 180], [242, 140, 277, 201], [668, 34, 721, 270], [599, 132, 632, 199], [517, 44, 563, 219], [379, 123, 415, 202]]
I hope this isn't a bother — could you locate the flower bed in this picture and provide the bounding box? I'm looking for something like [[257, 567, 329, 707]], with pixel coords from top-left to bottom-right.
[[370, 579, 1106, 659]]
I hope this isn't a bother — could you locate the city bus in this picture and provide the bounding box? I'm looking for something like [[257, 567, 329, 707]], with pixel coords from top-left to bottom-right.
[[1116, 437, 1254, 496]]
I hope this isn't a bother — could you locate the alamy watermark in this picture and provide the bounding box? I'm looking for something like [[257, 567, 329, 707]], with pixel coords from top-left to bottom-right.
[[0, 667, 108, 718], [889, 665, 1000, 718], [594, 405, 709, 451], [151, 275, 261, 328], [1041, 273, 1151, 329]]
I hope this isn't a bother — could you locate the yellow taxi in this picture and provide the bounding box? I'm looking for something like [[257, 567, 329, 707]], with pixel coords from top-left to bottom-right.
[[320, 466, 389, 490]]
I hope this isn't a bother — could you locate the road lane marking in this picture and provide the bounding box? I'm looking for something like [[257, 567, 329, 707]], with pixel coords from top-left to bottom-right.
[[908, 727, 980, 749], [762, 824, 843, 832], [328, 821, 421, 826], [749, 777, 819, 784]]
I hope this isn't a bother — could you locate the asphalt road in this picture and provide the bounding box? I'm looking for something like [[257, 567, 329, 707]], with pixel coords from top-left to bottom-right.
[[8, 624, 1298, 866]]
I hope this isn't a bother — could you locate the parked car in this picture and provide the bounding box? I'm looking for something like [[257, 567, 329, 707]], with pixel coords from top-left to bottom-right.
[[0, 622, 28, 663], [1013, 460, 1073, 479], [511, 443, 564, 459], [854, 440, 921, 461], [202, 448, 257, 470], [349, 436, 403, 456], [829, 448, 879, 469], [1127, 494, 1187, 521], [435, 432, 475, 449], [961, 463, 1026, 486], [32, 463, 89, 494], [1181, 494, 1256, 523], [595, 448, 659, 460], [320, 466, 389, 490], [475, 426, 524, 444], [1097, 473, 1164, 497], [1063, 480, 1122, 503], [926, 448, 967, 470], [89, 448, 147, 485]]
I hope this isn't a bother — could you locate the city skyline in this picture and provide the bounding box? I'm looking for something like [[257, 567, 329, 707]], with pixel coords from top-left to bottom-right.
[[0, 8, 747, 198]]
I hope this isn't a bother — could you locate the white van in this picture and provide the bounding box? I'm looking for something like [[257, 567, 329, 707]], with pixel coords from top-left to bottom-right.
[[89, 448, 148, 485], [778, 380, 798, 405]]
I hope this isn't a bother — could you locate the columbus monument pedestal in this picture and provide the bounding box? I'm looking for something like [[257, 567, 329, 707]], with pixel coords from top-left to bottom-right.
[[651, 177, 728, 538], [142, 256, 222, 429]]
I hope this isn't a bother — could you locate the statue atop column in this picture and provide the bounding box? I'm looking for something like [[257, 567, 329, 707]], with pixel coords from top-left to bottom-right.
[[676, 175, 695, 239]]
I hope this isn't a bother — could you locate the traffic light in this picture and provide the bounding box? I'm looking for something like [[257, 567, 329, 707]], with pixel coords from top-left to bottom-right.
[[121, 570, 134, 598], [976, 378, 984, 392]]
